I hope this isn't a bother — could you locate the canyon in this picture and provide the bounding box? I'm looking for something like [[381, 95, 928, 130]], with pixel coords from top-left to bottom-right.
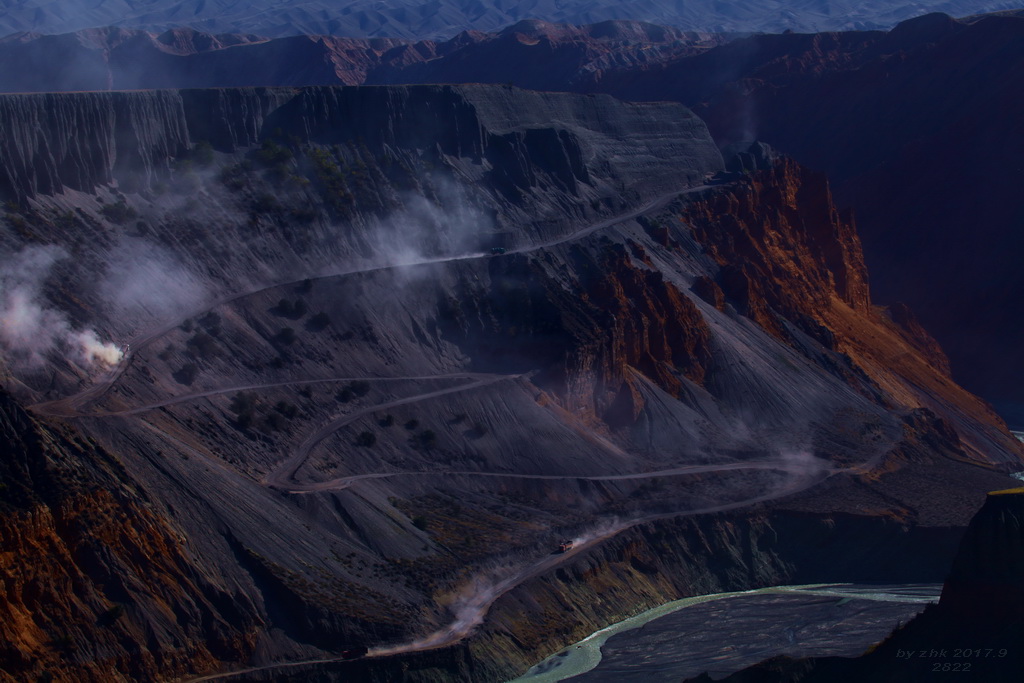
[[0, 82, 1021, 682]]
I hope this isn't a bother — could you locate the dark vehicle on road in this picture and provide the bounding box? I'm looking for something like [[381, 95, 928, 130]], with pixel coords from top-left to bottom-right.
[[490, 247, 507, 255], [341, 646, 369, 660], [558, 539, 574, 553]]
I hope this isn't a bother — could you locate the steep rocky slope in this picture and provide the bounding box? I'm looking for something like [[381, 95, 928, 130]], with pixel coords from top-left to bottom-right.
[[0, 388, 262, 682], [1, 85, 1021, 681]]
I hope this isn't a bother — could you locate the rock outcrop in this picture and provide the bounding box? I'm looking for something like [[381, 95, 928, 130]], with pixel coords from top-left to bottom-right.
[[682, 156, 871, 324]]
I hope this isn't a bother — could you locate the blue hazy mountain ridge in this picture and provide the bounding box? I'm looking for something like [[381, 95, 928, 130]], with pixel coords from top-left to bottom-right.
[[1, 0, 1022, 38]]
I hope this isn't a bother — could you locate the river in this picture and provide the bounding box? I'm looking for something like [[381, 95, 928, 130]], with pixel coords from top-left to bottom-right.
[[508, 583, 941, 682]]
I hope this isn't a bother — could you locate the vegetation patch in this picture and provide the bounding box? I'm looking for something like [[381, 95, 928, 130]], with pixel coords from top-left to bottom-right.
[[173, 363, 199, 386], [308, 147, 354, 215], [306, 311, 331, 331], [100, 200, 137, 225], [273, 298, 308, 319], [186, 330, 218, 357]]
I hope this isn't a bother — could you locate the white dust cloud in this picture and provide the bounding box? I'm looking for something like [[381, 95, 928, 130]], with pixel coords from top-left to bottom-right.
[[0, 245, 122, 369]]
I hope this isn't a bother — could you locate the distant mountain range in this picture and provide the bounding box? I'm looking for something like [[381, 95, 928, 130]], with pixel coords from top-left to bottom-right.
[[1, 0, 1023, 38]]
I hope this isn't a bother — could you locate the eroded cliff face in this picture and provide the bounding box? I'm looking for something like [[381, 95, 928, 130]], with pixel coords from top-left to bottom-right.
[[433, 153, 1018, 463], [668, 157, 1016, 463], [6, 14, 1020, 424], [679, 158, 870, 346], [611, 13, 1024, 421], [0, 85, 720, 203]]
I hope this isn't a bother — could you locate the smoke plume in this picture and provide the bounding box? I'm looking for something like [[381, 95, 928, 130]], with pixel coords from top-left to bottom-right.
[[0, 245, 122, 369]]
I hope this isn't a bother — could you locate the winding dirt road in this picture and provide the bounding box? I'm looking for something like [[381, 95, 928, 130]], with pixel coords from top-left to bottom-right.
[[30, 185, 700, 420], [281, 460, 797, 494], [264, 373, 519, 487], [45, 372, 503, 418], [182, 463, 836, 683], [23, 181, 849, 683]]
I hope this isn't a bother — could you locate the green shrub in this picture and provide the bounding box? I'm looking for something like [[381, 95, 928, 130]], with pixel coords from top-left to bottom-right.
[[198, 312, 221, 332], [100, 200, 137, 225], [412, 515, 428, 531], [219, 161, 252, 190], [307, 311, 331, 331], [230, 392, 257, 414], [186, 330, 218, 357], [252, 193, 280, 213], [355, 432, 376, 447], [275, 299, 294, 316], [255, 139, 293, 168], [275, 401, 298, 419], [192, 140, 215, 166], [274, 299, 307, 319], [379, 414, 395, 427], [289, 204, 317, 223], [308, 148, 353, 212], [404, 418, 419, 430], [416, 430, 438, 450], [174, 363, 199, 385], [264, 412, 287, 431]]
